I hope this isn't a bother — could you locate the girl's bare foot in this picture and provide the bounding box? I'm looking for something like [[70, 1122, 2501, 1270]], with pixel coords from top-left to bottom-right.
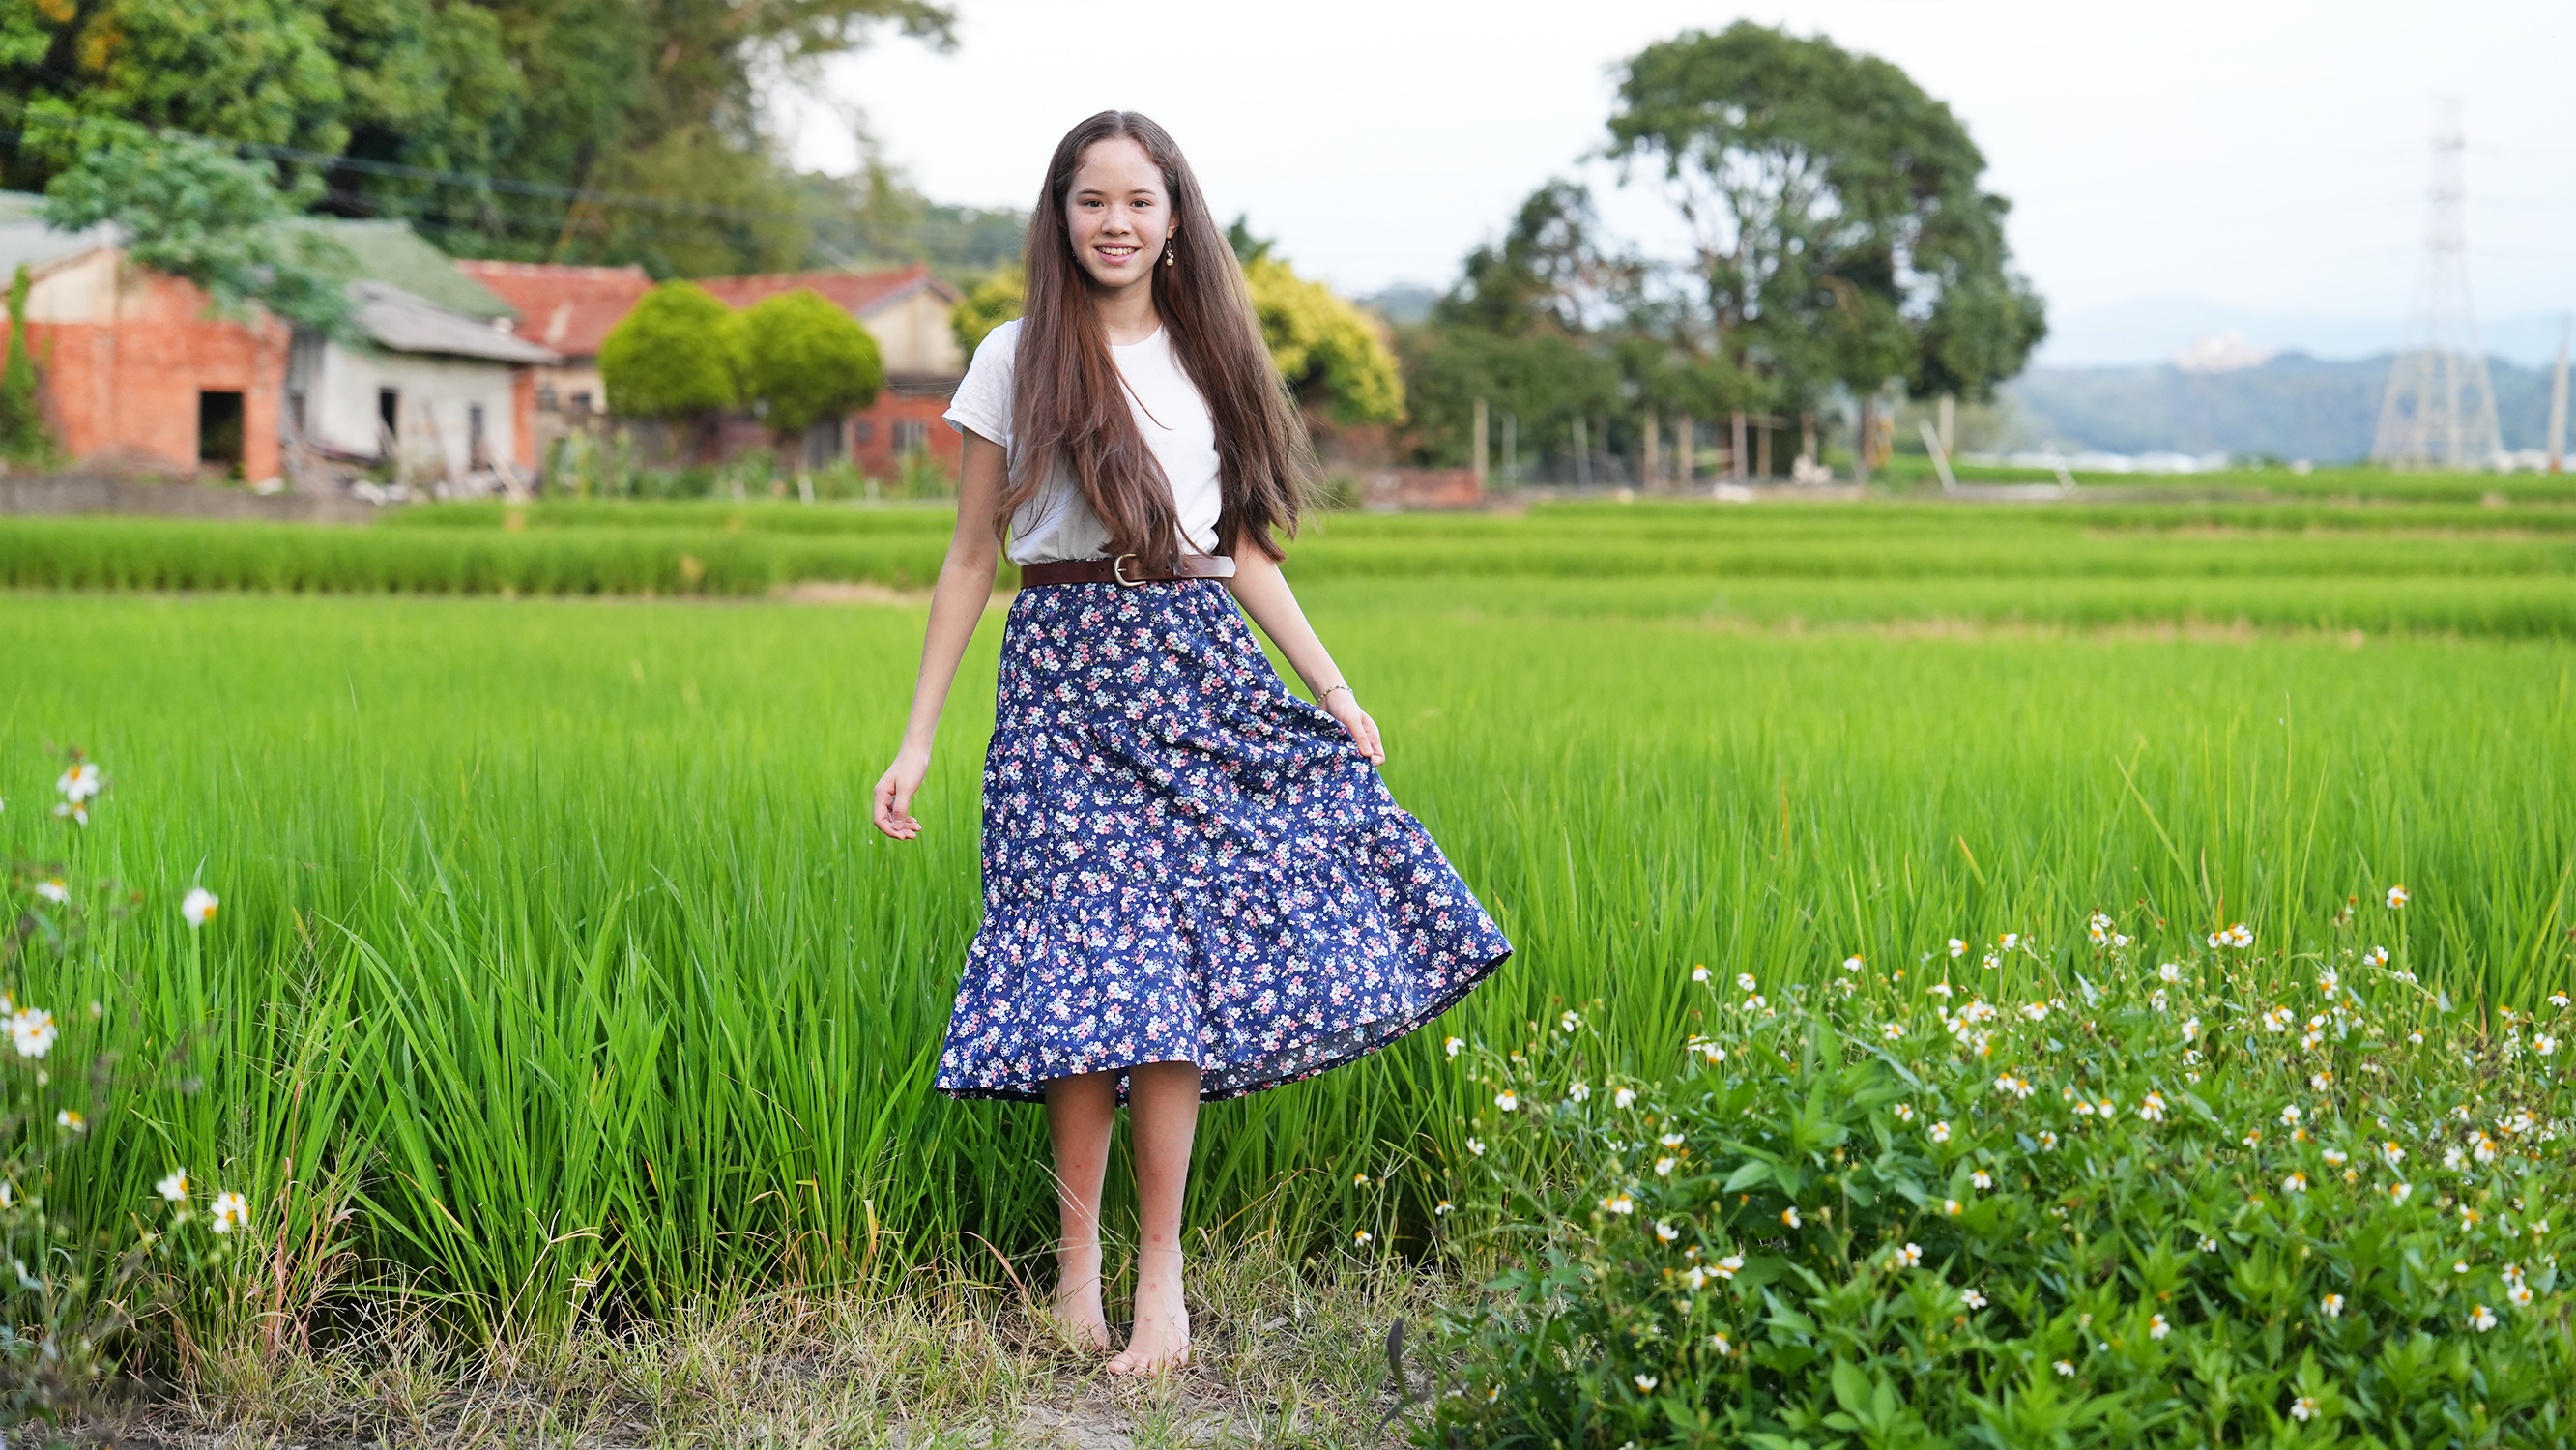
[[1052, 1298, 1114, 1352], [1105, 1272, 1189, 1376], [1054, 1249, 1114, 1352]]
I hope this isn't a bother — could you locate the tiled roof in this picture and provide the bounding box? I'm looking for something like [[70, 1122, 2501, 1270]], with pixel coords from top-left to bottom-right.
[[281, 220, 515, 319], [352, 282, 559, 362], [453, 260, 653, 359], [0, 190, 121, 275], [695, 264, 960, 317]]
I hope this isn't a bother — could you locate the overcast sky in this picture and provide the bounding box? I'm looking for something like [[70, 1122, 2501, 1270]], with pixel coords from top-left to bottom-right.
[[784, 1, 2576, 363]]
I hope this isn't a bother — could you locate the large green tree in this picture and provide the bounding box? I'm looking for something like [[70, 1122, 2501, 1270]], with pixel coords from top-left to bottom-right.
[[1396, 181, 1636, 470], [1606, 22, 2044, 415]]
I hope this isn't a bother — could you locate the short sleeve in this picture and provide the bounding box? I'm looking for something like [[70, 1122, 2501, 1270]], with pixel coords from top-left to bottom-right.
[[943, 318, 1019, 447]]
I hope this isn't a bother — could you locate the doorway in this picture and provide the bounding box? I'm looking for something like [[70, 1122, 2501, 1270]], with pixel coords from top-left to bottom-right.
[[197, 391, 246, 475]]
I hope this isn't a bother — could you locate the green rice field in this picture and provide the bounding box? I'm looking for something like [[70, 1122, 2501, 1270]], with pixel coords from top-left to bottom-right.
[[3, 496, 2572, 1343]]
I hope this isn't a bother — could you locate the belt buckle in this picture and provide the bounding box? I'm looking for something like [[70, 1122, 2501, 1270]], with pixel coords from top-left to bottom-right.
[[1111, 553, 1142, 587]]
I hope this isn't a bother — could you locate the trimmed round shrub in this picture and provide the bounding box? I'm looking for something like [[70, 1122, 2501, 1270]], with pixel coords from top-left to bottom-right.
[[735, 288, 883, 444], [599, 281, 741, 421]]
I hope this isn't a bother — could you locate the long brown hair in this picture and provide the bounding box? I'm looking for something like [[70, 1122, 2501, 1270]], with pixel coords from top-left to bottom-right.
[[999, 110, 1310, 570]]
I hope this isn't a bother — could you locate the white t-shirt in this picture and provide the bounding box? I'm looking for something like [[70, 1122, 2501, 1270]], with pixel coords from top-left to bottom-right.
[[942, 317, 1225, 565]]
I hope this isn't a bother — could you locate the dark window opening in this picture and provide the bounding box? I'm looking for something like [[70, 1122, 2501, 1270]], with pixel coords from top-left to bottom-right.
[[196, 391, 246, 472], [377, 387, 400, 448], [468, 403, 489, 467], [568, 391, 593, 419], [286, 391, 306, 439], [535, 384, 558, 413], [893, 419, 928, 454], [852, 419, 875, 445]]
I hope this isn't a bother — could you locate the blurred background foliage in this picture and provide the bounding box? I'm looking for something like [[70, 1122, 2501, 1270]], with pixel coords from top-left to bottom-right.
[[0, 0, 997, 280]]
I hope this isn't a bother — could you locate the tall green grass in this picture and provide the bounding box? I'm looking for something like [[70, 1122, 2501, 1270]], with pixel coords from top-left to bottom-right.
[[2, 576, 2570, 1339]]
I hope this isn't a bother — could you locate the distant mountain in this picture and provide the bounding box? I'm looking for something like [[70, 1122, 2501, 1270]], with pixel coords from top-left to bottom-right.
[[2002, 353, 2563, 462], [2039, 296, 2573, 371], [1360, 282, 1438, 326]]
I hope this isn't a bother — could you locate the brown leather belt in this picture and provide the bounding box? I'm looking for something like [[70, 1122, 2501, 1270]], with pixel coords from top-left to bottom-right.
[[1018, 553, 1237, 588]]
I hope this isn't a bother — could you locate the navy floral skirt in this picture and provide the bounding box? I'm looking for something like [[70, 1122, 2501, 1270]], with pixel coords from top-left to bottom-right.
[[935, 578, 1512, 1103]]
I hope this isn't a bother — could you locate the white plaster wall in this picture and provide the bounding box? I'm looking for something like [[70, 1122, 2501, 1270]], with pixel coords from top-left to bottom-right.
[[864, 291, 964, 377], [24, 250, 119, 323], [305, 344, 518, 482]]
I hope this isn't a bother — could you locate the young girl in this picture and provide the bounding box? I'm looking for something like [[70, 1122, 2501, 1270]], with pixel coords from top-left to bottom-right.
[[872, 110, 1510, 1377]]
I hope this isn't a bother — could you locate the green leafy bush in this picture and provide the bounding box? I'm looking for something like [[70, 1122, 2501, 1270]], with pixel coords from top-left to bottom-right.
[[40, 124, 350, 336], [735, 290, 883, 451], [598, 282, 741, 422], [1438, 914, 2576, 1448], [0, 264, 54, 468]]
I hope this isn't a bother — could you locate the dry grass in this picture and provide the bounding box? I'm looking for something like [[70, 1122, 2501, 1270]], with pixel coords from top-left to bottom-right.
[[72, 1232, 1458, 1450]]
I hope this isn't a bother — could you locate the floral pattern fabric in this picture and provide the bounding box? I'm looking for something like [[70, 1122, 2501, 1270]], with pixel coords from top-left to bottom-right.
[[937, 578, 1512, 1103]]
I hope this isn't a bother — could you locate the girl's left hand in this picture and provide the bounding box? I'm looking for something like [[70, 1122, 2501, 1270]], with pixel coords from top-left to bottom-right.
[[1322, 691, 1384, 766]]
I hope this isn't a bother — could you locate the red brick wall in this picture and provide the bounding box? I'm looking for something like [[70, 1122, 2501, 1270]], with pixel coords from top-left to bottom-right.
[[697, 384, 963, 482], [849, 386, 960, 479], [1363, 468, 1484, 508], [511, 368, 538, 473], [20, 271, 288, 481]]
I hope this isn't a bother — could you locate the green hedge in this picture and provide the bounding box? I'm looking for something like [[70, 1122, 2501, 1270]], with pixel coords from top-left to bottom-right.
[[0, 516, 956, 595], [374, 499, 963, 536]]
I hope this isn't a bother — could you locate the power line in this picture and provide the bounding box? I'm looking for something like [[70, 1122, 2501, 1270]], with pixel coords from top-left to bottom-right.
[[2, 113, 849, 228]]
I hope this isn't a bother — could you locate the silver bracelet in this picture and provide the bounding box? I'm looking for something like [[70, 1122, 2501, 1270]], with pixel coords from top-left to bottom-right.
[[1318, 683, 1354, 707]]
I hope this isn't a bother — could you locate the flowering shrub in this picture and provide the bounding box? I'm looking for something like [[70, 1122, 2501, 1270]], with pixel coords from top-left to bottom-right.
[[1436, 920, 2575, 1447]]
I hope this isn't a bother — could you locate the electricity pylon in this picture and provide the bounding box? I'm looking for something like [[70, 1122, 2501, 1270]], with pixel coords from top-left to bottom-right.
[[2372, 102, 2503, 472]]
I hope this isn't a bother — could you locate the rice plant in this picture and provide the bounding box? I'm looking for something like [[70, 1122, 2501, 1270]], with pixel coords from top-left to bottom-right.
[[0, 542, 2566, 1352]]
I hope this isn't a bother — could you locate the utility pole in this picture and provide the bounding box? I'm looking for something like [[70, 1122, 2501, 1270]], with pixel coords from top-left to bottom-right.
[[2549, 316, 2569, 476], [1471, 397, 1489, 492], [2373, 101, 2503, 471], [1730, 410, 1749, 483]]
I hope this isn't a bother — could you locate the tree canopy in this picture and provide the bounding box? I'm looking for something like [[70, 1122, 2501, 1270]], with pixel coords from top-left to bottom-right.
[[1606, 21, 2044, 408], [943, 245, 1403, 427], [949, 267, 1024, 361], [736, 289, 883, 446], [42, 124, 351, 334], [1241, 256, 1404, 426], [1390, 22, 2043, 472], [0, 0, 955, 277]]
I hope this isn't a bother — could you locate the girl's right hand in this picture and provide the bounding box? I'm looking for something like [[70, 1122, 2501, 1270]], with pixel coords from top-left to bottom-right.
[[873, 744, 932, 840]]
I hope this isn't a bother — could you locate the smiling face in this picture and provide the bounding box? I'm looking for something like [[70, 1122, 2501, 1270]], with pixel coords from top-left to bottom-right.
[[1064, 136, 1172, 294]]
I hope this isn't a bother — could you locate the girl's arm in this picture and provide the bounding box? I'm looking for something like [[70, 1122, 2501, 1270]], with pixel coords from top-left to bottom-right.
[[873, 430, 1007, 840], [1224, 532, 1384, 766]]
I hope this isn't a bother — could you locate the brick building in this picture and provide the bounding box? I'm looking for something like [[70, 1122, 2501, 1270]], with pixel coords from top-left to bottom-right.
[[0, 196, 553, 488], [451, 260, 653, 465], [0, 193, 290, 480]]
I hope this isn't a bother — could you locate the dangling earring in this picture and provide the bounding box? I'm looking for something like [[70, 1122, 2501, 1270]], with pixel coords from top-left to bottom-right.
[[1163, 240, 1176, 269]]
